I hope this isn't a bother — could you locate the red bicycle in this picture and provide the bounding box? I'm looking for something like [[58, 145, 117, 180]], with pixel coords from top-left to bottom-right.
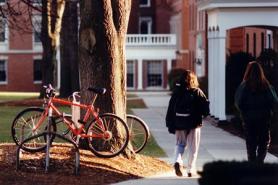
[[11, 85, 129, 158]]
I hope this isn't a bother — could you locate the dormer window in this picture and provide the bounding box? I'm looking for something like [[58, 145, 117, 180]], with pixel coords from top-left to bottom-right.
[[140, 0, 151, 7], [139, 17, 152, 34]]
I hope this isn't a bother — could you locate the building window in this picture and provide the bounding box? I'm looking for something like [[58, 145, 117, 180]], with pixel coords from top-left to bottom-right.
[[140, 0, 150, 7], [147, 61, 162, 87], [139, 17, 152, 34], [0, 18, 6, 42], [0, 60, 7, 83], [246, 34, 249, 53], [127, 60, 135, 88], [33, 59, 42, 82], [253, 33, 256, 57], [34, 30, 41, 43], [33, 16, 41, 43], [33, 0, 42, 6]]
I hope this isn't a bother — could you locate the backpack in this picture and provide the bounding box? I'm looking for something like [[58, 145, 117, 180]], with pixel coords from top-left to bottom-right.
[[241, 88, 273, 120], [174, 89, 196, 130]]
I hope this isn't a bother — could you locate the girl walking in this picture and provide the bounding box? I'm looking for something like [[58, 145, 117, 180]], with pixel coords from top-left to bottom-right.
[[166, 70, 209, 177], [235, 61, 278, 163]]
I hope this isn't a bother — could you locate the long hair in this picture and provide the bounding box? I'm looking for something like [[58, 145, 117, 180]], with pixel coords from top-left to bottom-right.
[[243, 61, 270, 91], [179, 69, 199, 89]]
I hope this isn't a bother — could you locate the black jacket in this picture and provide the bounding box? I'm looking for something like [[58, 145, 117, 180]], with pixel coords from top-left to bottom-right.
[[235, 82, 278, 122], [165, 86, 209, 133]]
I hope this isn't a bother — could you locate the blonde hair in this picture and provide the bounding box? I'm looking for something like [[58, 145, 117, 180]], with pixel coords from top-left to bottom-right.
[[179, 69, 199, 89]]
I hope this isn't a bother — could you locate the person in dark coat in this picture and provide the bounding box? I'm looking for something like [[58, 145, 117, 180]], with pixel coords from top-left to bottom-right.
[[235, 61, 278, 163], [166, 69, 209, 177]]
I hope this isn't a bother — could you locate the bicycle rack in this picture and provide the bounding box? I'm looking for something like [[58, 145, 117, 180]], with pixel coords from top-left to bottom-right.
[[16, 132, 80, 175]]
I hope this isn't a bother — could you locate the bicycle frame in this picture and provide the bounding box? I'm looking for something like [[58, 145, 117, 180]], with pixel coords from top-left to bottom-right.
[[32, 96, 106, 139]]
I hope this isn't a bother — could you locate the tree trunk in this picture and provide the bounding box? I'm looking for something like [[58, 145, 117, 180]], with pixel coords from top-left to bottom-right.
[[60, 1, 79, 97], [40, 0, 54, 97], [40, 0, 65, 97], [79, 0, 133, 157]]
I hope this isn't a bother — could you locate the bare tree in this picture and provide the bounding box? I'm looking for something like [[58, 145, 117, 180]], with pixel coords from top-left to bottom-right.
[[79, 0, 133, 157]]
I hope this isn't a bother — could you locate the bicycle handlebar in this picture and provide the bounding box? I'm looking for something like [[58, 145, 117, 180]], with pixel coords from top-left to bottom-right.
[[43, 84, 56, 98]]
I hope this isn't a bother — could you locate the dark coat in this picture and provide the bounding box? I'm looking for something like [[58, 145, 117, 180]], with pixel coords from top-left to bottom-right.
[[165, 86, 209, 134], [235, 82, 278, 122]]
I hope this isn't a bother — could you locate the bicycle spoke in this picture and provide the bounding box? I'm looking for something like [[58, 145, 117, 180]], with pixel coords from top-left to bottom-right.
[[11, 108, 56, 152]]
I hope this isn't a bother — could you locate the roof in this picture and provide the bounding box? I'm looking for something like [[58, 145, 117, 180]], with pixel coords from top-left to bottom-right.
[[198, 0, 278, 10]]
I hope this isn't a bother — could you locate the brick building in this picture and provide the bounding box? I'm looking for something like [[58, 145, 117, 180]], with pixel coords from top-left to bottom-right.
[[1, 0, 177, 92], [125, 0, 176, 90], [0, 1, 42, 92]]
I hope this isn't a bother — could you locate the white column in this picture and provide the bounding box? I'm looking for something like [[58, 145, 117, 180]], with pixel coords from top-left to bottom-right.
[[167, 58, 172, 73], [215, 32, 227, 120], [207, 30, 215, 116], [137, 59, 143, 90], [167, 58, 172, 89], [213, 30, 219, 119]]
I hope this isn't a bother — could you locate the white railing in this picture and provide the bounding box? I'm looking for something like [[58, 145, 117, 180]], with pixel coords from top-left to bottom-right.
[[126, 34, 176, 46]]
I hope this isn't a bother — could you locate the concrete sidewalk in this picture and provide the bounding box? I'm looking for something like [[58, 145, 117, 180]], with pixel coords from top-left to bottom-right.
[[114, 92, 278, 185]]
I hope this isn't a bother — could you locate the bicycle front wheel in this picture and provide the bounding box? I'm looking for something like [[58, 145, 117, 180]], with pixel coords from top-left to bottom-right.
[[127, 114, 150, 153], [86, 113, 129, 158], [11, 107, 56, 152]]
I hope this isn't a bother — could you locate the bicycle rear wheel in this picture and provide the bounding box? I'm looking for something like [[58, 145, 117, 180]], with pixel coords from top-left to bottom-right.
[[127, 114, 150, 153], [86, 113, 129, 158], [11, 107, 56, 152]]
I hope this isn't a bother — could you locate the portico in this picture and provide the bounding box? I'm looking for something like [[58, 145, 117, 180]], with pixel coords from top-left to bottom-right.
[[198, 0, 278, 120]]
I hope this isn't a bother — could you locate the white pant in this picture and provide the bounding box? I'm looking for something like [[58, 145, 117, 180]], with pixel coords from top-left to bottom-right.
[[174, 128, 201, 173]]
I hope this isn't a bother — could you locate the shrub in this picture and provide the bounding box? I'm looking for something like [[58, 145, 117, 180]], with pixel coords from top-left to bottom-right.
[[199, 161, 278, 185]]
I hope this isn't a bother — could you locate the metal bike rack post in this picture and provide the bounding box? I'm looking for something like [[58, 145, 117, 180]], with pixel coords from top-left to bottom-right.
[[16, 132, 80, 175]]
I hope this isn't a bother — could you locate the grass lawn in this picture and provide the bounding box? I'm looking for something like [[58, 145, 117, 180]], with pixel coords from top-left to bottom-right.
[[0, 92, 39, 101], [0, 92, 166, 157]]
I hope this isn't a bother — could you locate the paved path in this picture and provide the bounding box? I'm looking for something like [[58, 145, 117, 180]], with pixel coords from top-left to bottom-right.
[[114, 92, 278, 185]]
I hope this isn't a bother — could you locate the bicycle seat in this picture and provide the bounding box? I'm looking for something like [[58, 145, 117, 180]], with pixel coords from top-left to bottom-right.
[[87, 87, 106, 95]]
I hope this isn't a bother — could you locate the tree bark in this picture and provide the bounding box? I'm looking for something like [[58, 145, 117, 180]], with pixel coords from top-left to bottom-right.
[[79, 0, 133, 157], [40, 0, 54, 97], [60, 1, 79, 97], [40, 0, 65, 97]]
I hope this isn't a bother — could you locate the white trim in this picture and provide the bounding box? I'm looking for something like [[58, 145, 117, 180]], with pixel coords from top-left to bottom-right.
[[34, 81, 42, 84], [33, 55, 42, 60], [199, 2, 278, 11], [137, 59, 143, 90], [0, 55, 8, 60], [1, 50, 42, 54]]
